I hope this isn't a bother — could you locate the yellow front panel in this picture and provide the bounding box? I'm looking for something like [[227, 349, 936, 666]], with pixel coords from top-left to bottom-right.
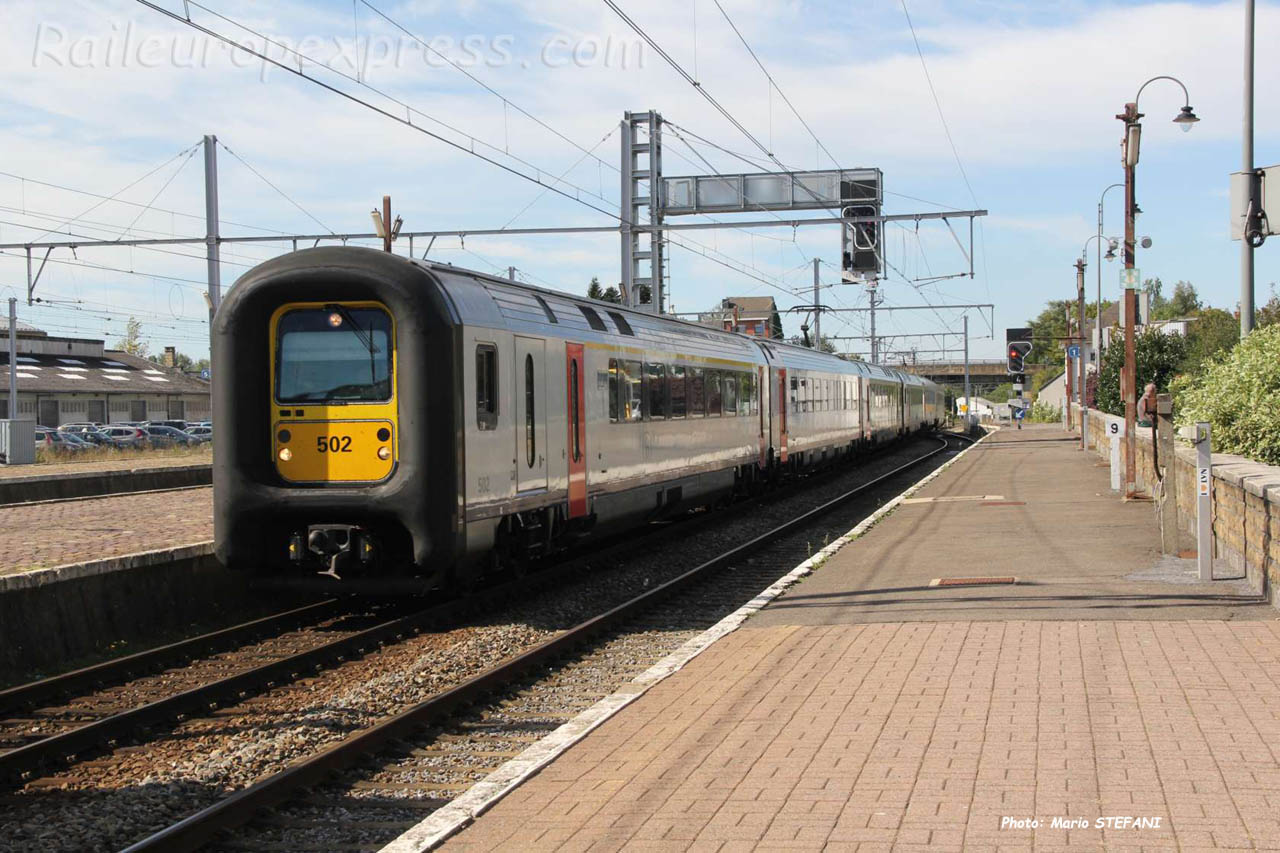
[[269, 300, 398, 485], [274, 420, 395, 483]]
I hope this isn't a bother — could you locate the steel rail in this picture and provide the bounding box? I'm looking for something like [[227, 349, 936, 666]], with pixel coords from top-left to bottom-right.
[[0, 599, 457, 785], [121, 435, 953, 853], [0, 598, 343, 715]]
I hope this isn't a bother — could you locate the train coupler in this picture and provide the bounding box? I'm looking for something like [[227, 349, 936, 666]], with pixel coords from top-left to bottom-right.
[[301, 524, 376, 580]]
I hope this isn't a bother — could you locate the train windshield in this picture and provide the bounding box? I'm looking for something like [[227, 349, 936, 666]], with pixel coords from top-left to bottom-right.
[[275, 306, 392, 403]]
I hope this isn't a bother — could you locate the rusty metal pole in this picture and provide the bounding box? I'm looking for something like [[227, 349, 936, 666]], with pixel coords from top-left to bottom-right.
[[382, 196, 392, 253], [1119, 103, 1140, 498]]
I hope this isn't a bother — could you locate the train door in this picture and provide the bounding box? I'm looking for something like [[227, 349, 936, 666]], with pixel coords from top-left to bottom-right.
[[515, 336, 548, 492], [776, 368, 788, 463], [565, 343, 587, 518], [757, 365, 767, 469]]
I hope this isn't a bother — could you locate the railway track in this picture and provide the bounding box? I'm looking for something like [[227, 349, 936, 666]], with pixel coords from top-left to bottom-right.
[[113, 434, 960, 853]]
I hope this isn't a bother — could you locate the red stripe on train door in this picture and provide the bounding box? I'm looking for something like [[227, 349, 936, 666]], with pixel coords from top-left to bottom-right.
[[565, 343, 588, 519]]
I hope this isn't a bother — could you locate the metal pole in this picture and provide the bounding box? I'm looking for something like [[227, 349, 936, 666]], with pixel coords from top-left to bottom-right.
[[203, 135, 221, 317], [1077, 258, 1088, 450], [812, 258, 821, 349], [1121, 107, 1139, 498], [1241, 0, 1256, 336], [619, 116, 634, 309], [7, 299, 16, 421], [869, 286, 878, 364], [382, 196, 392, 253], [963, 314, 971, 430], [508, 266, 516, 281]]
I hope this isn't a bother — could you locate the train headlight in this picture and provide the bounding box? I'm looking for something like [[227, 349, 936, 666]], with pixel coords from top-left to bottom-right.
[[328, 312, 343, 327], [278, 447, 293, 462], [377, 446, 391, 460]]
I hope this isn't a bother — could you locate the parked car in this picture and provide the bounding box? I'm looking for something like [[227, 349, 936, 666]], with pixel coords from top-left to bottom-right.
[[35, 427, 87, 454], [184, 425, 213, 443], [144, 419, 189, 432], [143, 425, 197, 448], [60, 422, 104, 434], [102, 424, 148, 448], [60, 428, 111, 446]]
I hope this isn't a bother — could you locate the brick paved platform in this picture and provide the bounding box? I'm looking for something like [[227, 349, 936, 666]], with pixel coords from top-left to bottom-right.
[[0, 447, 210, 480], [0, 487, 211, 579], [441, 426, 1280, 852]]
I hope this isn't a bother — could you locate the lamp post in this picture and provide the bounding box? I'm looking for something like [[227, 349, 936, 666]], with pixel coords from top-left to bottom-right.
[[1096, 183, 1124, 356], [1117, 76, 1199, 498]]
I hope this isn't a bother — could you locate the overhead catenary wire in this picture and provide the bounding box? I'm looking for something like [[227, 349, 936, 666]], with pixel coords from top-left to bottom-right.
[[136, 0, 622, 221], [24, 141, 201, 244], [217, 141, 336, 235]]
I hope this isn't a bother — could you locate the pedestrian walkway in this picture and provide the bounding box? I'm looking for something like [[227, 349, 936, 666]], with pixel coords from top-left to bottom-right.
[[441, 426, 1280, 851], [0, 487, 210, 578]]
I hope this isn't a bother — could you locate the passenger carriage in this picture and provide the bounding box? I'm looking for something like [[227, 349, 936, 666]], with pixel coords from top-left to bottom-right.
[[213, 247, 945, 588]]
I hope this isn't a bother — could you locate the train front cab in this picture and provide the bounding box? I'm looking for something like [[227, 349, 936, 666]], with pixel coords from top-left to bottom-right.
[[213, 247, 459, 582]]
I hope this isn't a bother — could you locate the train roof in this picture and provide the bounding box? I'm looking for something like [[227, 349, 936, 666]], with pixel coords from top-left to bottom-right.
[[411, 259, 942, 392]]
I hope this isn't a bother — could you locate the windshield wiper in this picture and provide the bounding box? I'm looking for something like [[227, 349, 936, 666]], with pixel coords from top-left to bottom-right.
[[326, 304, 380, 387]]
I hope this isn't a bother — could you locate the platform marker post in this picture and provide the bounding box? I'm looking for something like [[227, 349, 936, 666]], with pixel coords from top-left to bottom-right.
[[1193, 422, 1213, 580], [1108, 418, 1123, 492]]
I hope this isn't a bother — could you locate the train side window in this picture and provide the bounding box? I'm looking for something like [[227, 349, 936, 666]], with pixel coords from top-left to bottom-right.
[[608, 358, 620, 424], [476, 344, 498, 430], [570, 359, 582, 462], [645, 362, 667, 420], [607, 311, 635, 336], [707, 371, 723, 416], [723, 371, 738, 416], [577, 305, 608, 332], [534, 295, 558, 323], [524, 353, 536, 468], [790, 376, 798, 414], [670, 365, 687, 419], [620, 359, 643, 422], [689, 368, 705, 417], [741, 372, 755, 415]]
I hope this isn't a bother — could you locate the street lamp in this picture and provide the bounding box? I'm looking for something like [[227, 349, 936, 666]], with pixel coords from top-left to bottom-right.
[[1116, 75, 1199, 498]]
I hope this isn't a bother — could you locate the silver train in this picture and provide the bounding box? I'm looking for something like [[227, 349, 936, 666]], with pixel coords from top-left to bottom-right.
[[213, 248, 946, 585]]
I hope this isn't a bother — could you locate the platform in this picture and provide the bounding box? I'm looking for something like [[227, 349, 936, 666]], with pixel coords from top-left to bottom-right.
[[439, 426, 1280, 851], [0, 450, 212, 504]]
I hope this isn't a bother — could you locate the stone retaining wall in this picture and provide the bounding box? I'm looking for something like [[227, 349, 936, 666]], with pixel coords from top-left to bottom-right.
[[1073, 405, 1280, 601]]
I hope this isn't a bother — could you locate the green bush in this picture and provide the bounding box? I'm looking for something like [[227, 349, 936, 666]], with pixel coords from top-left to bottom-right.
[[1026, 400, 1061, 423], [1175, 324, 1280, 464], [1096, 326, 1189, 417]]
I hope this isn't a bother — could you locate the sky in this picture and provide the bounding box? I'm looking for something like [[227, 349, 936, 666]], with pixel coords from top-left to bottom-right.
[[0, 0, 1276, 362]]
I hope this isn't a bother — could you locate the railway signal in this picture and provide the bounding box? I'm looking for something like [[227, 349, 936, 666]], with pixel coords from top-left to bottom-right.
[[1007, 341, 1031, 373]]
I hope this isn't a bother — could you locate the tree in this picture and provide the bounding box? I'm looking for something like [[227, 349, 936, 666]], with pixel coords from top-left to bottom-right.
[[1256, 283, 1280, 328], [147, 350, 210, 373], [1143, 277, 1168, 320], [1095, 326, 1189, 416], [1166, 281, 1202, 318], [586, 277, 604, 300], [1025, 299, 1074, 366], [113, 317, 148, 356], [1181, 308, 1238, 373], [1175, 324, 1280, 464]]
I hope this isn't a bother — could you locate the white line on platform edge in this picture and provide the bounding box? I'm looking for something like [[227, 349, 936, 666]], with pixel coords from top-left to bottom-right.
[[378, 429, 993, 853]]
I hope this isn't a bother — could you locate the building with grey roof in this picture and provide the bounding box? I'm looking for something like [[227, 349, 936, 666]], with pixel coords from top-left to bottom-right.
[[1, 324, 210, 426]]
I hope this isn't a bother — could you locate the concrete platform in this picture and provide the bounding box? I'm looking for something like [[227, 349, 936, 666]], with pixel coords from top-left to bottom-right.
[[0, 486, 219, 681], [0, 450, 212, 504], [438, 426, 1280, 852]]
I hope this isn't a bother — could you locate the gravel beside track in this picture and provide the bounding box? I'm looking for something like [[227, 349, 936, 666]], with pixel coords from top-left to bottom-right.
[[0, 436, 959, 853]]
